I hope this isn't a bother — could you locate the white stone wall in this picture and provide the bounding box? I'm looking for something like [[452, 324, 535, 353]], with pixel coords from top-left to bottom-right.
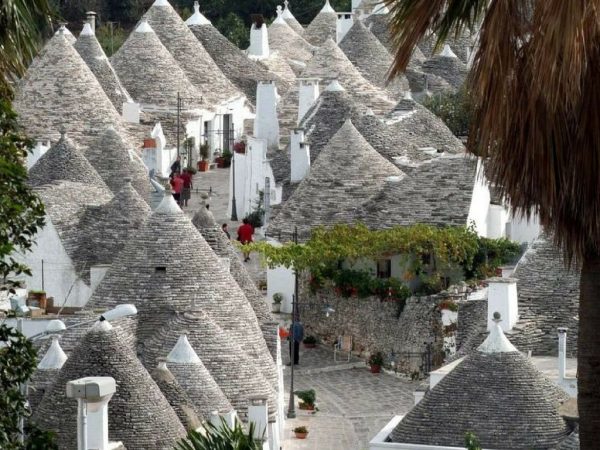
[[466, 160, 491, 237], [14, 218, 92, 308]]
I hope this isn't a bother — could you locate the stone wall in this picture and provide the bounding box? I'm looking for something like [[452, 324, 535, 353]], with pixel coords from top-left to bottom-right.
[[298, 284, 451, 373]]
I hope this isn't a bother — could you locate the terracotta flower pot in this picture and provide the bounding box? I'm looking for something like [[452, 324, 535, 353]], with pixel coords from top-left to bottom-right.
[[370, 364, 381, 374], [294, 432, 308, 439], [27, 292, 47, 309], [198, 160, 209, 172]]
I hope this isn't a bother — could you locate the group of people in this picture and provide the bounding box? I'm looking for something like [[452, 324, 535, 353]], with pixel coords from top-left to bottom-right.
[[221, 219, 255, 263], [169, 156, 192, 207]]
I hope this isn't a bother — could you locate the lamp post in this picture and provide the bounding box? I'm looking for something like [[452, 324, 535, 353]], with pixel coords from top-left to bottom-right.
[[229, 108, 238, 221]]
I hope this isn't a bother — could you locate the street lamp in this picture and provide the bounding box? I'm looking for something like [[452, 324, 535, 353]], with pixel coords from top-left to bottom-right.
[[229, 108, 238, 222]]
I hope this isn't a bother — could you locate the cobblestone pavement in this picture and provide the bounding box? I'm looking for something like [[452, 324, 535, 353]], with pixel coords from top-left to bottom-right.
[[185, 168, 419, 450], [281, 345, 419, 450]]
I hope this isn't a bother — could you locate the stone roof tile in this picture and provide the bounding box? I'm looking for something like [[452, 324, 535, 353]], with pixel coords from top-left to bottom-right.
[[14, 32, 128, 152], [304, 0, 337, 46], [268, 120, 404, 241], [35, 321, 186, 449], [390, 321, 571, 448], [74, 23, 132, 113], [110, 20, 204, 109], [269, 8, 316, 65], [144, 0, 242, 107]]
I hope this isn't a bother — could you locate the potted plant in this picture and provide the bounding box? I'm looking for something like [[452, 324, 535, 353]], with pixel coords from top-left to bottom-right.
[[293, 426, 308, 439], [222, 148, 232, 168], [272, 293, 283, 313], [198, 143, 210, 172], [294, 389, 316, 410], [303, 335, 317, 348], [368, 351, 384, 374], [27, 289, 47, 309]]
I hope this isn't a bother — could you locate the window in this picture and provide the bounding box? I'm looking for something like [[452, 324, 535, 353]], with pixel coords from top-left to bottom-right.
[[377, 259, 392, 279]]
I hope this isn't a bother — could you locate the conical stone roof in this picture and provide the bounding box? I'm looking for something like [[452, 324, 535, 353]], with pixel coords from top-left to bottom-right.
[[144, 0, 241, 107], [283, 0, 305, 36], [86, 126, 151, 200], [74, 23, 132, 113], [144, 311, 277, 419], [390, 318, 571, 449], [86, 193, 278, 389], [358, 155, 478, 229], [55, 25, 76, 44], [300, 38, 395, 115], [268, 120, 404, 241], [386, 96, 464, 153], [29, 336, 67, 412], [151, 361, 202, 430], [111, 20, 204, 108], [186, 3, 288, 104], [422, 45, 468, 89], [364, 13, 392, 51], [166, 335, 233, 420], [269, 7, 315, 65], [14, 31, 127, 152], [304, 0, 337, 46], [339, 20, 408, 96], [191, 206, 277, 359], [74, 181, 151, 282], [35, 321, 186, 450], [28, 133, 108, 189]]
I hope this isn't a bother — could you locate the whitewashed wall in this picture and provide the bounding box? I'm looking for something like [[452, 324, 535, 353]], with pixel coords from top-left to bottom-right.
[[14, 218, 92, 308], [466, 160, 491, 237]]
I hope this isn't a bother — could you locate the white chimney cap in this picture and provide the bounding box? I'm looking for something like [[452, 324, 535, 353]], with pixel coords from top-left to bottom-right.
[[55, 26, 74, 37], [38, 336, 68, 370], [282, 0, 295, 19], [273, 5, 288, 26], [186, 1, 212, 26], [440, 44, 458, 58], [167, 335, 201, 364], [80, 23, 95, 36], [325, 80, 345, 92], [478, 312, 518, 354], [321, 0, 336, 13], [135, 20, 154, 33]]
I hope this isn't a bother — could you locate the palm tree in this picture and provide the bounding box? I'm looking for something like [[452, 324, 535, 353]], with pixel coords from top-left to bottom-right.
[[0, 0, 54, 95], [385, 0, 600, 446]]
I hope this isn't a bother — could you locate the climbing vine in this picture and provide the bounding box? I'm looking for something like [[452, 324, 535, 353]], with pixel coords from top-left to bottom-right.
[[248, 223, 521, 296]]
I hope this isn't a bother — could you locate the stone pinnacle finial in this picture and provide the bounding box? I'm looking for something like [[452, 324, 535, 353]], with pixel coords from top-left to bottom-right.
[[59, 126, 67, 139], [277, 5, 283, 16], [493, 311, 501, 322], [194, 1, 199, 12]]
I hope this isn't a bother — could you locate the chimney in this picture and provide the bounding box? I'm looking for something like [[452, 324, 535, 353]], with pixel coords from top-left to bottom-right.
[[486, 277, 518, 332], [66, 377, 116, 450], [247, 396, 269, 441], [86, 11, 97, 33], [336, 12, 354, 43], [290, 128, 310, 183], [248, 15, 269, 60], [297, 78, 320, 123], [558, 327, 568, 381], [254, 81, 279, 148]]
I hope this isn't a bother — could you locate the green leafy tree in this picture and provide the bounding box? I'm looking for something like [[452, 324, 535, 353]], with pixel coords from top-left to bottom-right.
[[423, 87, 472, 137], [175, 419, 263, 450], [0, 325, 58, 449], [464, 432, 482, 450], [215, 12, 250, 49], [95, 22, 128, 56], [386, 0, 600, 443]]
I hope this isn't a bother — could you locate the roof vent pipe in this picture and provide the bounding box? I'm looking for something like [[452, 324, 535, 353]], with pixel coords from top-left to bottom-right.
[[86, 11, 97, 33]]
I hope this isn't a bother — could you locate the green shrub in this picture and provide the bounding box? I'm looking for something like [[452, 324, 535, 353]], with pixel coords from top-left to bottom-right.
[[294, 389, 316, 406], [175, 418, 263, 450]]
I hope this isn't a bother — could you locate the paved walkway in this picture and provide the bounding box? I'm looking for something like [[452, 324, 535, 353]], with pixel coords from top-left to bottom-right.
[[281, 345, 419, 450], [185, 168, 419, 450]]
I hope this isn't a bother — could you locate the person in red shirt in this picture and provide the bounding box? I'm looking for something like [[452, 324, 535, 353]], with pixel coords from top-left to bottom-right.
[[180, 169, 193, 207], [237, 218, 254, 262], [170, 172, 184, 206]]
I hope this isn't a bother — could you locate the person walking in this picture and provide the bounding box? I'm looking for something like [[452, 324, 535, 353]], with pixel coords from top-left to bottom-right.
[[222, 223, 231, 239], [170, 171, 184, 206], [288, 319, 304, 365], [170, 155, 181, 176], [236, 218, 254, 262], [180, 168, 193, 207]]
